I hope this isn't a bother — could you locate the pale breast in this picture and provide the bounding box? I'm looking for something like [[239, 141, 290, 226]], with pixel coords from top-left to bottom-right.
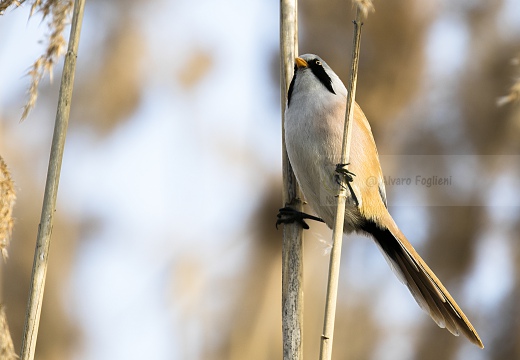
[[285, 85, 388, 231]]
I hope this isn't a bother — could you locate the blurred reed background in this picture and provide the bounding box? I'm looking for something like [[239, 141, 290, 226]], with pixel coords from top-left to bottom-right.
[[0, 0, 519, 359]]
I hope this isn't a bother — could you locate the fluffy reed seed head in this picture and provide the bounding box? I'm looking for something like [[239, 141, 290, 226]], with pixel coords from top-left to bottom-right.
[[20, 0, 73, 121], [0, 156, 15, 261], [0, 0, 20, 15], [0, 305, 17, 360], [353, 0, 374, 19], [497, 55, 520, 107], [497, 78, 520, 107]]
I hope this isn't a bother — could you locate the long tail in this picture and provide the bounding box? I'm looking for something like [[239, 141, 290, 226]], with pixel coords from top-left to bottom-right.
[[361, 217, 484, 348]]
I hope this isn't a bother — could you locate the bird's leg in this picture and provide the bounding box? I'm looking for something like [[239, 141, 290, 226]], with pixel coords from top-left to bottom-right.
[[276, 206, 325, 230], [335, 163, 359, 207]]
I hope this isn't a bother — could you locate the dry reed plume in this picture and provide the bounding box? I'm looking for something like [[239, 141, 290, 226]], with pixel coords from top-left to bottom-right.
[[0, 0, 20, 14], [497, 55, 520, 106], [353, 0, 374, 18], [1, 0, 74, 120], [0, 305, 17, 360], [0, 157, 16, 357], [0, 156, 15, 261]]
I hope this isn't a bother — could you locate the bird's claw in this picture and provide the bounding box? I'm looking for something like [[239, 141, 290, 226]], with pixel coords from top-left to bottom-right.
[[276, 206, 324, 230], [335, 163, 356, 182], [335, 163, 359, 207]]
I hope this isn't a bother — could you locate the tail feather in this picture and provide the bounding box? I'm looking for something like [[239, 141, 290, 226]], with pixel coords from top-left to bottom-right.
[[361, 218, 484, 348]]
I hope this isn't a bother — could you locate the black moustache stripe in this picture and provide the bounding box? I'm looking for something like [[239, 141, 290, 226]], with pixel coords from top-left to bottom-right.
[[287, 64, 297, 107], [309, 61, 335, 95]]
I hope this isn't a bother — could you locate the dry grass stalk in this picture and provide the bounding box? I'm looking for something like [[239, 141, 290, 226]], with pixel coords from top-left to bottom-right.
[[0, 305, 17, 360], [0, 156, 16, 261], [20, 0, 85, 359], [20, 0, 74, 121], [280, 0, 304, 359], [319, 3, 370, 360]]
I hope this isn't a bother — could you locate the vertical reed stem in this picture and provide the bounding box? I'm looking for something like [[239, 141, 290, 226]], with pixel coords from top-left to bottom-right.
[[20, 1, 86, 359], [280, 0, 304, 359], [318, 6, 364, 360]]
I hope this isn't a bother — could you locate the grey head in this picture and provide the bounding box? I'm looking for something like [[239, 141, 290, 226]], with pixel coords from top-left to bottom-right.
[[287, 54, 347, 107]]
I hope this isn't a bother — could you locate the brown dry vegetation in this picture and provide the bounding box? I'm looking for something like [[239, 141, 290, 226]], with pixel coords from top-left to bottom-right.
[[0, 0, 519, 359]]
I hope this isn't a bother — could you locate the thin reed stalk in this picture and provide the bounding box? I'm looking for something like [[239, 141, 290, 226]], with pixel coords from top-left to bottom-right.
[[19, 0, 85, 359], [318, 2, 372, 359], [280, 0, 304, 359]]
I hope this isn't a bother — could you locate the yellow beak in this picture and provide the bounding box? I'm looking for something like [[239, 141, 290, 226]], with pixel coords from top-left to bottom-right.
[[295, 57, 308, 68]]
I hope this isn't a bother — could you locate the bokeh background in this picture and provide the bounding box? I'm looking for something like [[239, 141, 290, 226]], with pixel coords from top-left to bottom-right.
[[1, 0, 520, 359]]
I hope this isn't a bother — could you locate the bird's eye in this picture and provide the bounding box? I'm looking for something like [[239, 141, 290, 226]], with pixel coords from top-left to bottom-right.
[[316, 60, 322, 66]]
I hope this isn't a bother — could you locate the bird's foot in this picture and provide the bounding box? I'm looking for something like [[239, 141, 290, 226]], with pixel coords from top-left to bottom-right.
[[335, 163, 359, 207], [276, 206, 325, 230]]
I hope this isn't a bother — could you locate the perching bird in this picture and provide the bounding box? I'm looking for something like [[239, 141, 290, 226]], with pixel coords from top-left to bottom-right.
[[280, 54, 483, 348]]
